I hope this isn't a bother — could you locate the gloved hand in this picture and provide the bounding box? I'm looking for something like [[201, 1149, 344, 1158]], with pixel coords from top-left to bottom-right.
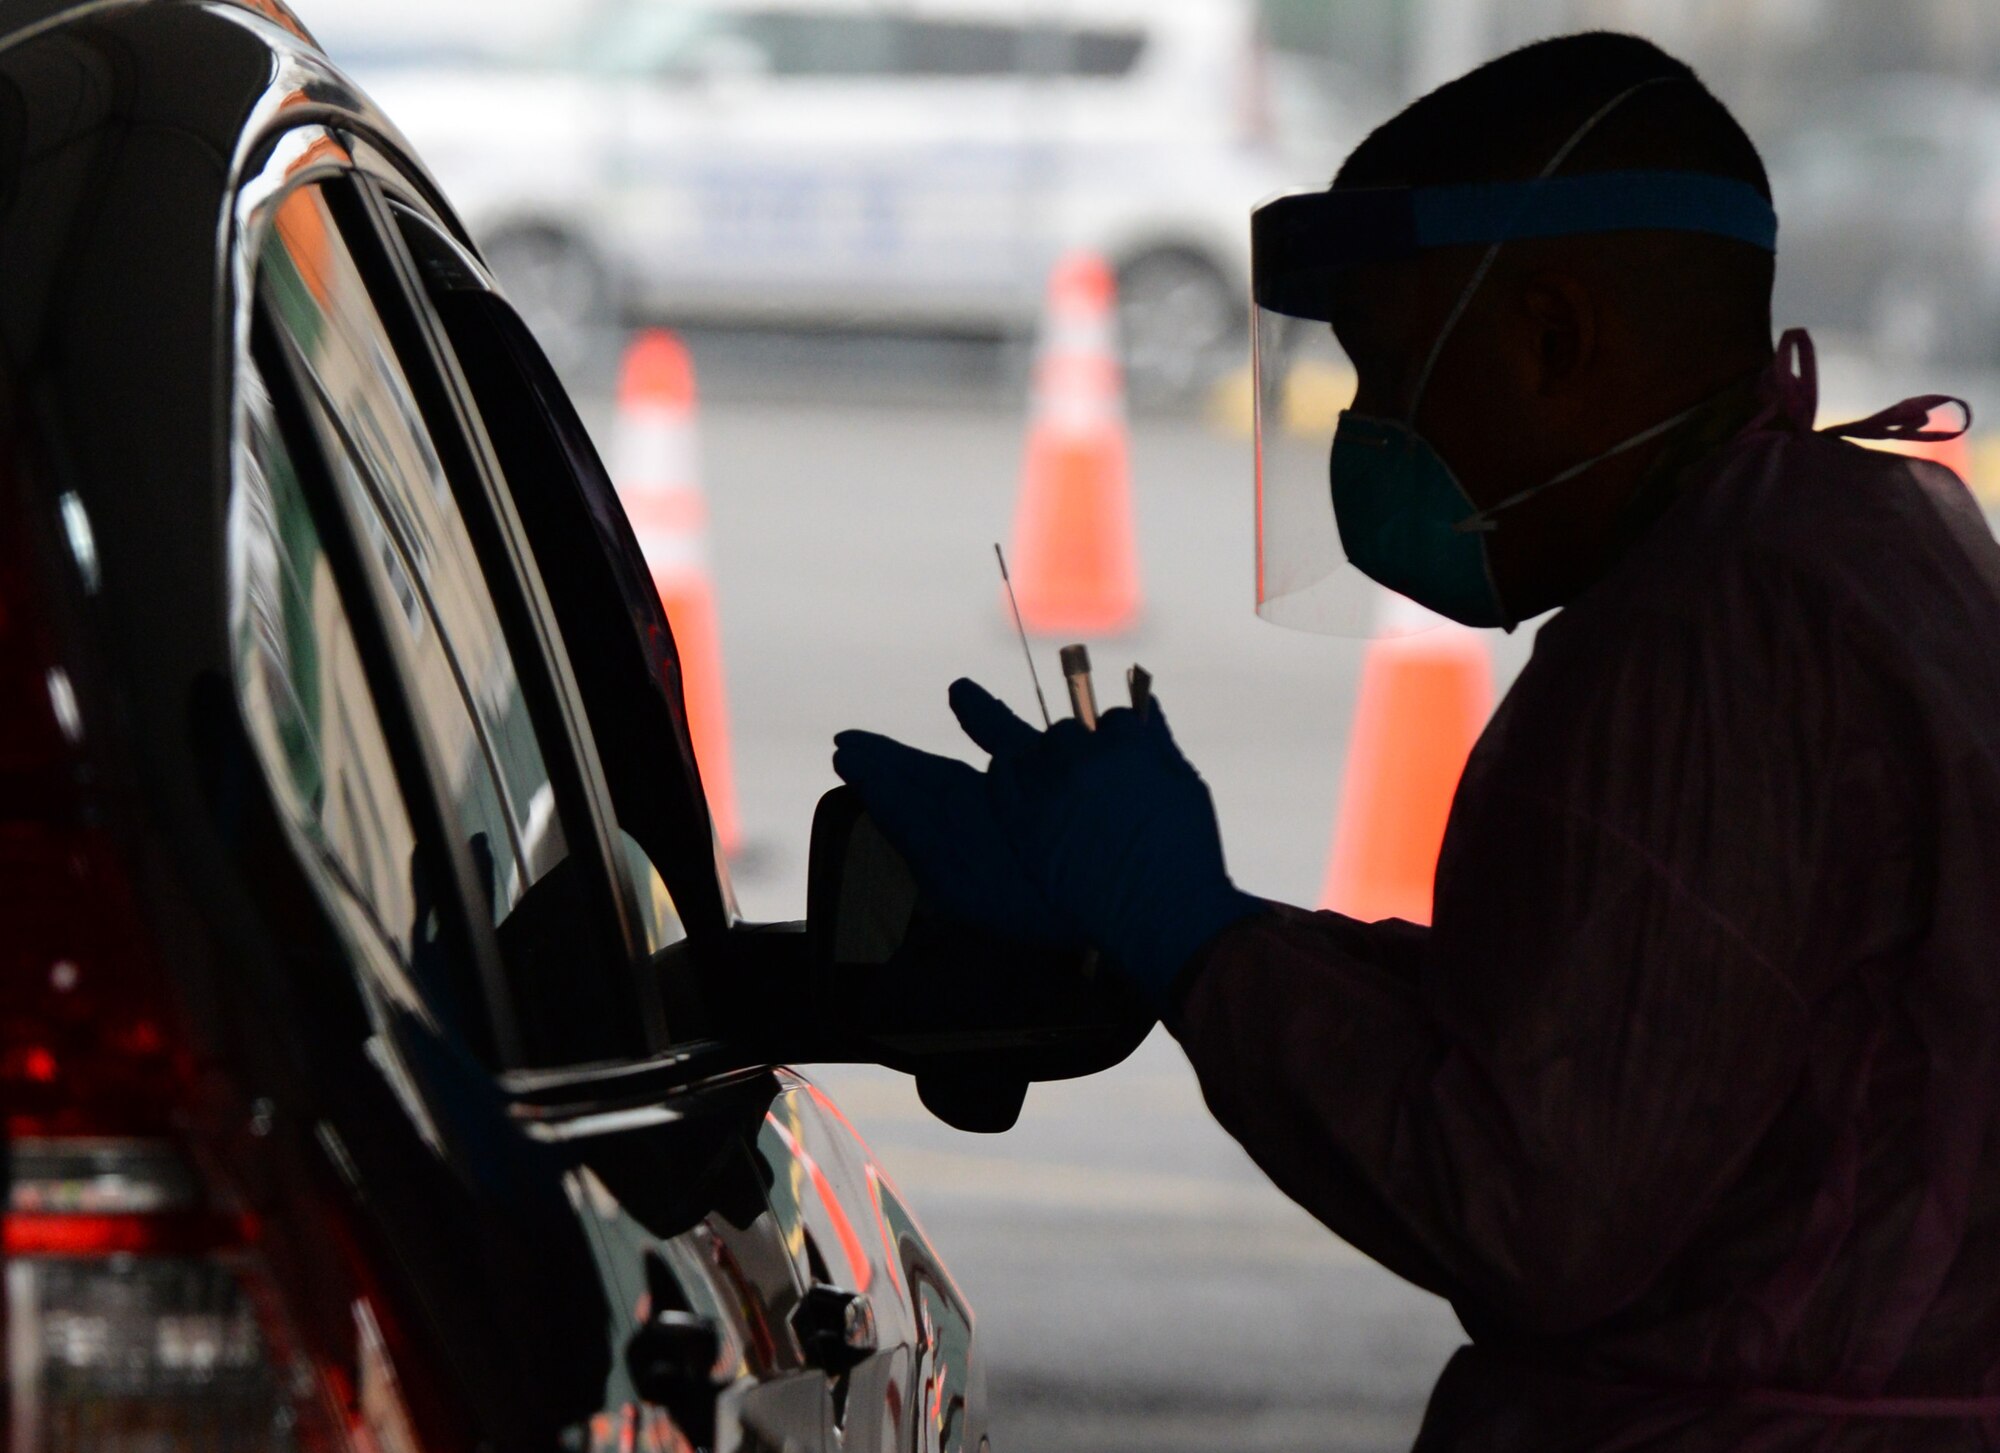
[[830, 727, 1081, 949], [949, 679, 1268, 1012]]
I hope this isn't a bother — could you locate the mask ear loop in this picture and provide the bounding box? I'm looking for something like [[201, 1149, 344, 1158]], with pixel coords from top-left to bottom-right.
[[1399, 73, 1681, 429], [1453, 389, 1723, 533]]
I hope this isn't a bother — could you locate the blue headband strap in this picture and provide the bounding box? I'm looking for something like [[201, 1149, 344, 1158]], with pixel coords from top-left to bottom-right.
[[1414, 172, 1777, 250], [1252, 169, 1778, 319]]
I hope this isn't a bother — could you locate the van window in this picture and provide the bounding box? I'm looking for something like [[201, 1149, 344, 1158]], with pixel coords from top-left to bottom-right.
[[1069, 28, 1145, 78], [586, 6, 899, 79], [578, 4, 1085, 81], [895, 18, 1021, 77], [739, 11, 895, 76]]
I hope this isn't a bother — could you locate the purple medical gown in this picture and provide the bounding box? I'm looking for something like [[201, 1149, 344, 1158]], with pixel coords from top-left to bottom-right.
[[1175, 334, 2000, 1449]]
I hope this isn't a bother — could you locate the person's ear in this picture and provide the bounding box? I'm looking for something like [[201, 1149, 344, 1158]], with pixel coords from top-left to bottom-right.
[[1520, 271, 1598, 397]]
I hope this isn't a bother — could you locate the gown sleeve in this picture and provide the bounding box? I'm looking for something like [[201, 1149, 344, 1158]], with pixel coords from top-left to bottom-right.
[[1171, 561, 1896, 1334]]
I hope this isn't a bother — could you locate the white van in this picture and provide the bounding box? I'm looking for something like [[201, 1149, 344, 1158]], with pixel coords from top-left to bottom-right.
[[355, 0, 1291, 400]]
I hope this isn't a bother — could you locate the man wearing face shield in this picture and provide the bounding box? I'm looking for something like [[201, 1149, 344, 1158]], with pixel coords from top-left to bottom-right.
[[833, 30, 2000, 1448]]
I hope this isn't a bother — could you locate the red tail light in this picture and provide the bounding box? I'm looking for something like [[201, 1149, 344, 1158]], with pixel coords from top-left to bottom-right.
[[0, 471, 188, 1142], [5, 1138, 308, 1452], [7, 1138, 256, 1256], [0, 821, 191, 1141]]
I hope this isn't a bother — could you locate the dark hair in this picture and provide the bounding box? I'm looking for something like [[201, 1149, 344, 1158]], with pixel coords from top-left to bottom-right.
[[1336, 32, 1768, 198], [1335, 32, 1773, 355]]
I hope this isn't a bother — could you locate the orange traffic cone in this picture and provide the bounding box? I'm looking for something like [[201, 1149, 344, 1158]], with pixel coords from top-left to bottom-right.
[[611, 329, 741, 855], [1008, 250, 1141, 635], [1320, 593, 1494, 924]]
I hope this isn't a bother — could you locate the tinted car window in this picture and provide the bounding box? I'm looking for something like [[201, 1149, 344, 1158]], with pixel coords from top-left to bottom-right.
[[229, 362, 472, 1035], [261, 185, 567, 925], [378, 203, 698, 968], [385, 200, 723, 1032], [258, 181, 646, 1066]]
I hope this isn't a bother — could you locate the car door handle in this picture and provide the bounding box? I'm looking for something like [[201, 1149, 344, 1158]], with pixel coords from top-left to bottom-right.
[[791, 1284, 878, 1375], [627, 1305, 724, 1444], [628, 1250, 727, 1440]]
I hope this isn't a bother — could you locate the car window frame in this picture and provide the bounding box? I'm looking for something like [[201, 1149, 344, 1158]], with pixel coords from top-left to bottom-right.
[[226, 125, 525, 1073], [229, 343, 500, 1059], [288, 121, 783, 1098], [246, 300, 524, 1068], [338, 173, 673, 1058], [372, 194, 736, 935], [242, 158, 667, 1069]]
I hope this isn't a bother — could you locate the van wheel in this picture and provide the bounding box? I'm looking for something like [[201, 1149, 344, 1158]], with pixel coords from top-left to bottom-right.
[[482, 226, 614, 385], [1115, 248, 1243, 411]]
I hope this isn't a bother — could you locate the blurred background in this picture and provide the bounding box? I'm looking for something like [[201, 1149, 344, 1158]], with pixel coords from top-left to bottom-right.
[[304, 2, 2000, 1448]]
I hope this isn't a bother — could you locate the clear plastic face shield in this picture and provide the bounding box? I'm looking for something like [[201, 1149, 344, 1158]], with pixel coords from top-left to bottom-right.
[[1250, 163, 1781, 635], [1251, 185, 1393, 637]]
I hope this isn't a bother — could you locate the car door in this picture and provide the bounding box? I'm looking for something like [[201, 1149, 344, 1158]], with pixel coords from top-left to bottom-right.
[[366, 153, 981, 1452], [232, 311, 622, 1453], [241, 146, 842, 1452], [230, 167, 625, 1452], [760, 1072, 981, 1453]]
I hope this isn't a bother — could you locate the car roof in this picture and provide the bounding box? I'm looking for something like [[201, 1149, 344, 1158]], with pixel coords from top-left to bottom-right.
[[0, 0, 453, 566]]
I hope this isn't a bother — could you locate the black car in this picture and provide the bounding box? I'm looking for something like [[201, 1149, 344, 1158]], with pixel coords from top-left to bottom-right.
[[0, 2, 1147, 1449]]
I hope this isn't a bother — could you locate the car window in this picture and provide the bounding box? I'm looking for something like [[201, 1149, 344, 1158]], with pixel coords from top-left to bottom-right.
[[229, 361, 481, 1044], [577, 4, 728, 77], [579, 4, 896, 80], [367, 201, 695, 967], [1068, 27, 1145, 78], [262, 185, 566, 920], [258, 181, 643, 1066], [894, 18, 1022, 77], [567, 5, 1140, 82], [384, 198, 726, 1030], [736, 10, 895, 76]]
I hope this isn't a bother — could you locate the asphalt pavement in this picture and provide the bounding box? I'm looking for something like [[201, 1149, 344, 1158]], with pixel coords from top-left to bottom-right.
[[573, 331, 1997, 1453]]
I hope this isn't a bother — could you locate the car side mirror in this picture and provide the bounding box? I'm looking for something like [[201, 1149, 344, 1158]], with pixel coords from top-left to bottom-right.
[[711, 787, 1154, 1132]]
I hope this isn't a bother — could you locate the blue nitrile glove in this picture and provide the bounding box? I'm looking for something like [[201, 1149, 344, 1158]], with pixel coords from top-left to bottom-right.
[[830, 727, 1081, 948], [948, 678, 1267, 1012]]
